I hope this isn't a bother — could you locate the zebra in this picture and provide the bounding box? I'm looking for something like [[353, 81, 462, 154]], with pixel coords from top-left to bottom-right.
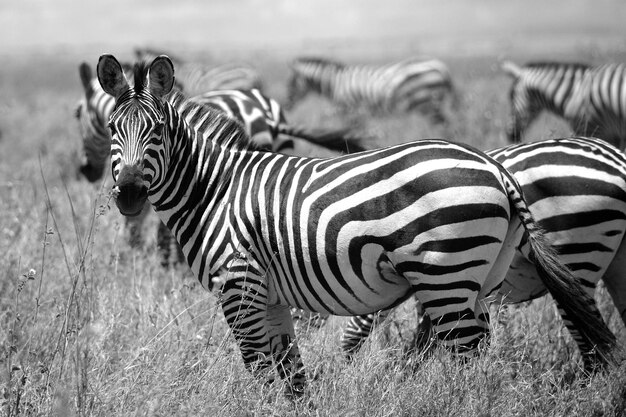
[[158, 88, 367, 265], [189, 88, 367, 155], [134, 47, 264, 95], [285, 56, 457, 123], [502, 61, 626, 148], [75, 62, 364, 257], [341, 137, 626, 367], [97, 54, 615, 396]]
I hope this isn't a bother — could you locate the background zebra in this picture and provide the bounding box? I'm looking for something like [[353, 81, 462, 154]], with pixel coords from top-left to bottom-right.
[[98, 54, 615, 395], [502, 61, 626, 148], [189, 88, 367, 155], [341, 137, 626, 367], [286, 56, 457, 123], [134, 47, 264, 94]]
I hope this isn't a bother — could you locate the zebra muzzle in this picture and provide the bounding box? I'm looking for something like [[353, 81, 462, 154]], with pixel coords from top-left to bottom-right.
[[114, 165, 148, 217]]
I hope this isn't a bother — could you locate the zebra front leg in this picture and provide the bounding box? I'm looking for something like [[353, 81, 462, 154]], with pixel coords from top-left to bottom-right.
[[267, 304, 306, 397]]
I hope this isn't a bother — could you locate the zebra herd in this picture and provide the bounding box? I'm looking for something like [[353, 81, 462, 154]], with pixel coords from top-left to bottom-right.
[[73, 49, 626, 397]]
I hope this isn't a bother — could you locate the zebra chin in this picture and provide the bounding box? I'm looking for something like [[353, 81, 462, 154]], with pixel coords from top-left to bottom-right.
[[114, 165, 149, 217]]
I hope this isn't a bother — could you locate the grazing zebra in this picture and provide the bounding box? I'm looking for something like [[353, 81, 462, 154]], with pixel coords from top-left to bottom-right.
[[97, 54, 614, 395], [286, 56, 457, 122], [135, 47, 263, 95], [341, 137, 626, 367], [502, 61, 626, 148], [189, 88, 367, 155]]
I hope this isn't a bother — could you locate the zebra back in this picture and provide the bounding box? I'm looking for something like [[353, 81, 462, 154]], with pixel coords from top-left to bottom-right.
[[287, 56, 455, 120], [502, 60, 592, 142]]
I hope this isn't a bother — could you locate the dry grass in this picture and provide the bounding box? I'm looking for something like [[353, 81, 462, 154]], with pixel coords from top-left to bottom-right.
[[1, 48, 626, 416]]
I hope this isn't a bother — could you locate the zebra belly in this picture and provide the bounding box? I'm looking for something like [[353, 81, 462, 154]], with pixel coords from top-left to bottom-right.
[[267, 254, 413, 317]]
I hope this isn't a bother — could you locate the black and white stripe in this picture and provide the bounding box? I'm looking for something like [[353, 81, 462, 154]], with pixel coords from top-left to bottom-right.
[[502, 61, 626, 148], [342, 137, 625, 366], [98, 55, 614, 396], [286, 56, 456, 122]]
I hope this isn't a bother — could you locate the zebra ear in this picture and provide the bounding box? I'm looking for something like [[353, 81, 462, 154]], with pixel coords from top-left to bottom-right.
[[97, 54, 129, 99], [78, 62, 94, 97], [148, 55, 175, 98]]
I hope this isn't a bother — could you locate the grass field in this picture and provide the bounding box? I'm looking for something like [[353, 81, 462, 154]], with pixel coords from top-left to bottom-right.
[[2, 4, 626, 413]]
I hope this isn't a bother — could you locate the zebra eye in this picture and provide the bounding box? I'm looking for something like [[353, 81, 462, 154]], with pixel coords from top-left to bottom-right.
[[108, 122, 116, 135]]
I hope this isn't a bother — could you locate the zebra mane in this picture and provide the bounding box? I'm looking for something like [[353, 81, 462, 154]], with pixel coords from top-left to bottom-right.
[[525, 61, 591, 71], [166, 90, 254, 151], [133, 61, 149, 95]]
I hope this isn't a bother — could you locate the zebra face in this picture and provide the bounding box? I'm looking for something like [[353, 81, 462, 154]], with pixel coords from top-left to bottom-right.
[[97, 54, 175, 217], [108, 107, 166, 216]]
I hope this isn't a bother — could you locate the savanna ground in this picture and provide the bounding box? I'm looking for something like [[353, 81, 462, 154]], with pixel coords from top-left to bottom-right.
[[3, 2, 626, 415]]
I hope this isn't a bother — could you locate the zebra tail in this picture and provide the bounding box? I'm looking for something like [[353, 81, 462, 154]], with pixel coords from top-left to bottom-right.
[[277, 124, 369, 154], [500, 60, 523, 79], [501, 171, 617, 367]]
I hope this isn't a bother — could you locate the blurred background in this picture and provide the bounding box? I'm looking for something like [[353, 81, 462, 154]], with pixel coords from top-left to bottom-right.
[[2, 0, 625, 58]]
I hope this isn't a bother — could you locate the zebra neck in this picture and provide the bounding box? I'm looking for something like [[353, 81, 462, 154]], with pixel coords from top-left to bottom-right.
[[149, 98, 254, 283]]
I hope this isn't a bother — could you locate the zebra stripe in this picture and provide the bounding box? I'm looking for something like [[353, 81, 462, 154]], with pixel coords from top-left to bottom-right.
[[341, 137, 624, 367], [502, 61, 626, 148], [134, 47, 263, 95], [286, 56, 456, 122], [98, 55, 614, 396]]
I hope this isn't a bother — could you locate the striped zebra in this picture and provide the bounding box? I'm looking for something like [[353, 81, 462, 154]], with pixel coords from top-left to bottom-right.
[[75, 62, 363, 257], [135, 47, 263, 94], [189, 89, 367, 155], [286, 56, 457, 122], [158, 88, 366, 265], [97, 54, 614, 395], [502, 61, 626, 148], [341, 137, 626, 367]]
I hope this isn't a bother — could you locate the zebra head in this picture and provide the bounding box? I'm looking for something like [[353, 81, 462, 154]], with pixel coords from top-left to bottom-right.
[[97, 54, 175, 217], [75, 62, 111, 182]]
